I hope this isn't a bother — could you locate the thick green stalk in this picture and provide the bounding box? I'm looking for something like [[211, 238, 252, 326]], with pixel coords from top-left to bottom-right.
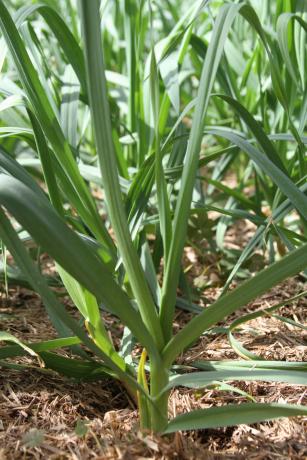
[[149, 360, 169, 432], [79, 0, 164, 351]]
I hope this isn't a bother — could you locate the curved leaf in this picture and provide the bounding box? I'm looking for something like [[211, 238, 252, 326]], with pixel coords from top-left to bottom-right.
[[0, 174, 159, 361], [164, 403, 307, 433], [163, 243, 307, 366], [164, 369, 307, 393]]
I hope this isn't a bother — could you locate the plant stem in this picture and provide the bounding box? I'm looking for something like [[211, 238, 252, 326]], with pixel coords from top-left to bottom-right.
[[149, 360, 169, 432]]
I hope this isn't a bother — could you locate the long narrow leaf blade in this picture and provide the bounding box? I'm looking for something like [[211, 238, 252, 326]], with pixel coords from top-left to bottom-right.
[[164, 403, 307, 433]]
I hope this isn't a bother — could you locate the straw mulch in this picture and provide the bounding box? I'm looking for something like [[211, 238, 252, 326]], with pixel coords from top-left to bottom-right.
[[0, 274, 306, 459]]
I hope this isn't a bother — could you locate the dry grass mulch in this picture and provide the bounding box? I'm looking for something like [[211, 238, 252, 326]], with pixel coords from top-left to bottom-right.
[[0, 278, 306, 459]]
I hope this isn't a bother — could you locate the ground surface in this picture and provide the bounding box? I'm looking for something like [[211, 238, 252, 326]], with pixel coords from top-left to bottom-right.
[[0, 235, 306, 459]]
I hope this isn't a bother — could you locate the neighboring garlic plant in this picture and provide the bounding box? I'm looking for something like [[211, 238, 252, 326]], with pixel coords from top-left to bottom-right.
[[0, 0, 306, 433]]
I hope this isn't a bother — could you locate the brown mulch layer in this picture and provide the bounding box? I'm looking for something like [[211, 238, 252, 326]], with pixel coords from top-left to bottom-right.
[[0, 278, 306, 459]]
